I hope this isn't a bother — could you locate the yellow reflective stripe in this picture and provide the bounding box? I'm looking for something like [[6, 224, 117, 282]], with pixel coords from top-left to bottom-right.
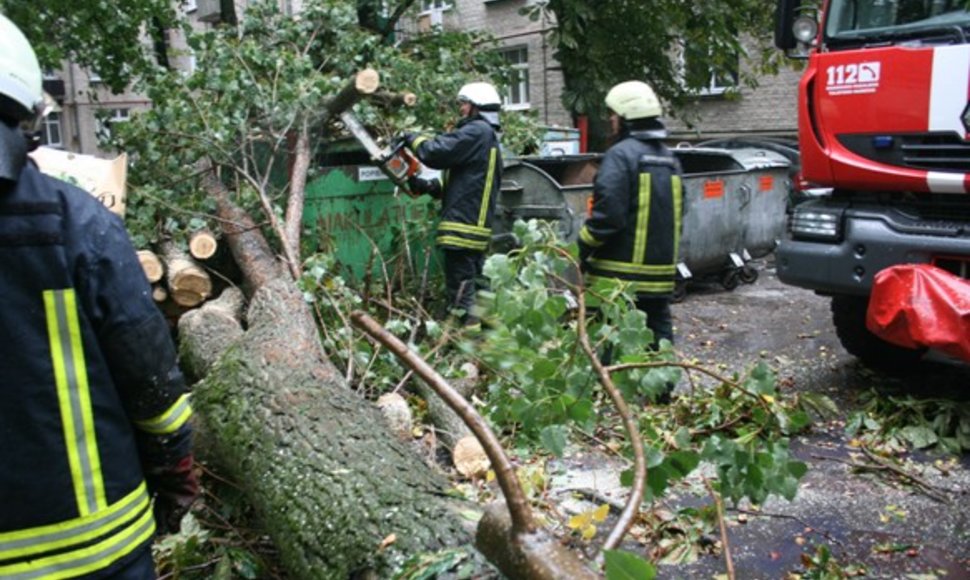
[[134, 393, 193, 435], [587, 275, 674, 294], [633, 173, 651, 264], [436, 235, 488, 250], [588, 258, 676, 276], [0, 502, 155, 580], [44, 289, 105, 516], [579, 226, 603, 247], [0, 484, 149, 561], [412, 135, 431, 149], [672, 175, 683, 262], [478, 147, 497, 227], [438, 221, 491, 238]]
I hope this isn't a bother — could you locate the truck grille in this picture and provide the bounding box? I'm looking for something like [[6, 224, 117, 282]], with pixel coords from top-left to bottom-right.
[[838, 132, 970, 172], [900, 134, 970, 171]]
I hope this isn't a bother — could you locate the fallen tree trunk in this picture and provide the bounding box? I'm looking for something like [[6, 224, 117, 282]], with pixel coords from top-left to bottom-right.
[[182, 174, 487, 577]]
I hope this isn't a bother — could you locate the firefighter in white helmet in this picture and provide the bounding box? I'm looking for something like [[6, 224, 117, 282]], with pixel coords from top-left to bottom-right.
[[0, 14, 197, 578], [403, 82, 503, 329], [578, 81, 684, 401]]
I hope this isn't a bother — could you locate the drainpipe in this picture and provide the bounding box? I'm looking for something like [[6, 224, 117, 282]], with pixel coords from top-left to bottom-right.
[[67, 62, 82, 153]]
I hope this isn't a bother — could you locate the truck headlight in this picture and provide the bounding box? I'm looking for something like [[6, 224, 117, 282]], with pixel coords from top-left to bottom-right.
[[790, 205, 843, 241]]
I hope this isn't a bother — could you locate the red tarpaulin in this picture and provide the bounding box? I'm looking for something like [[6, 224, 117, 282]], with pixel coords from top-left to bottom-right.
[[867, 264, 970, 362]]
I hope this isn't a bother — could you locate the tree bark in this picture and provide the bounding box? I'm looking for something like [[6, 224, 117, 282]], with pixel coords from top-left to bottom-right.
[[183, 179, 488, 577]]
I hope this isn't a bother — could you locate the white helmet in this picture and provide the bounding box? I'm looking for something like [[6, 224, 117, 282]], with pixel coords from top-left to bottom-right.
[[0, 14, 43, 122], [605, 80, 662, 120], [457, 82, 502, 111]]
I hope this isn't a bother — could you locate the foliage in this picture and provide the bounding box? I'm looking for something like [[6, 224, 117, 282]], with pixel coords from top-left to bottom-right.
[[603, 549, 657, 580], [1, 0, 175, 93], [845, 389, 970, 454], [523, 0, 787, 122], [472, 220, 811, 506]]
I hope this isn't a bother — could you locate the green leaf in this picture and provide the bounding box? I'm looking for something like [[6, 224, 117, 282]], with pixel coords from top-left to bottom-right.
[[603, 549, 657, 580], [539, 424, 568, 457], [899, 425, 938, 449]]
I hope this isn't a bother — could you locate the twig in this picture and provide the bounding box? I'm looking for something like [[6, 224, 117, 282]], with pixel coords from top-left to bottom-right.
[[704, 478, 735, 580], [728, 507, 844, 546], [158, 560, 220, 580], [811, 452, 951, 503], [606, 360, 772, 412], [551, 487, 626, 512], [351, 311, 536, 536]]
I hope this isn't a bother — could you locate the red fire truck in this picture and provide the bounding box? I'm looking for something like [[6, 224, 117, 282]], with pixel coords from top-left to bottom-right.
[[775, 0, 970, 368]]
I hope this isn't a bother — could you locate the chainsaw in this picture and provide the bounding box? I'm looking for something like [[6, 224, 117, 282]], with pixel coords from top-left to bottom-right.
[[340, 111, 421, 194]]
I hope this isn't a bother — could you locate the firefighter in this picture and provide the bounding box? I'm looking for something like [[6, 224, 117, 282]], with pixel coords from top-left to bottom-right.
[[578, 80, 684, 395], [403, 82, 503, 329], [0, 14, 197, 579]]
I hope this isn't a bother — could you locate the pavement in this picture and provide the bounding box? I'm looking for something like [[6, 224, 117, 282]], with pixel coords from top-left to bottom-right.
[[545, 258, 970, 579]]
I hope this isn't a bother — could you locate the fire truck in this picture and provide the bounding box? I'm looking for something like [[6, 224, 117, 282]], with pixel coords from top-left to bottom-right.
[[775, 0, 970, 368]]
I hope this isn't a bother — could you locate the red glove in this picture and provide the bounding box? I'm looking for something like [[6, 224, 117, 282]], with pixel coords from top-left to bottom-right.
[[146, 454, 199, 535]]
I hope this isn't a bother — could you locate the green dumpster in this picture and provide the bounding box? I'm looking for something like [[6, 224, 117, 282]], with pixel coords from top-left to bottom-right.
[[303, 161, 439, 283]]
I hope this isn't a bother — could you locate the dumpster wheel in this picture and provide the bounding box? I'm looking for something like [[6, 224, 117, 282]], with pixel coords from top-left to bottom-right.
[[720, 269, 741, 291], [740, 264, 759, 284], [672, 280, 688, 303]]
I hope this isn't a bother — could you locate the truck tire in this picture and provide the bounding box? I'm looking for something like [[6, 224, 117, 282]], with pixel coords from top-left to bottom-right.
[[830, 295, 925, 371]]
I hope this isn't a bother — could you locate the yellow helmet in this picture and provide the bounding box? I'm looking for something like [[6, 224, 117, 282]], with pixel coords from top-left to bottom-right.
[[0, 14, 43, 122], [605, 80, 662, 120]]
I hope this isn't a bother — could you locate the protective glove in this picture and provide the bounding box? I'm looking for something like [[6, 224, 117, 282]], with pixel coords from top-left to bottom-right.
[[399, 132, 417, 149], [146, 454, 199, 535], [407, 174, 442, 199]]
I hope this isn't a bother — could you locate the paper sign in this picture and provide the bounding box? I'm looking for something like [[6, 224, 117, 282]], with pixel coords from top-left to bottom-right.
[[703, 179, 725, 199], [759, 175, 774, 192], [29, 147, 128, 217]]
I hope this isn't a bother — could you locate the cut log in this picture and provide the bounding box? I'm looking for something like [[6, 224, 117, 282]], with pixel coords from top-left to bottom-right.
[[188, 229, 218, 260], [322, 68, 381, 123], [177, 287, 245, 382], [453, 435, 490, 478], [137, 249, 164, 283], [161, 242, 212, 308], [152, 285, 168, 303]]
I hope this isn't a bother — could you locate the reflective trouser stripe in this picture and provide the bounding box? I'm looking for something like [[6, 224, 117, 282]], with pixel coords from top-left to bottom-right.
[[478, 147, 498, 227], [0, 502, 154, 580], [436, 235, 488, 251], [44, 289, 105, 515], [134, 393, 193, 435], [633, 173, 651, 264], [438, 221, 491, 238], [0, 484, 150, 561], [587, 258, 676, 276], [587, 275, 675, 294]]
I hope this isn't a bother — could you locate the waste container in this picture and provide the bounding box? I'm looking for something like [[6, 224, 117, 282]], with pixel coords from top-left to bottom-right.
[[303, 157, 438, 283], [495, 147, 791, 296]]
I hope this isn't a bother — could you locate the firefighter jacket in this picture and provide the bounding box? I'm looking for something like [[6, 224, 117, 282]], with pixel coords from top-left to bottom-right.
[[579, 129, 684, 296], [0, 163, 193, 579], [410, 114, 502, 252]]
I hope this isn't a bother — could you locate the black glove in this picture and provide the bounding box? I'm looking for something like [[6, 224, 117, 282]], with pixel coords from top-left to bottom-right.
[[407, 174, 441, 198], [400, 132, 417, 149], [146, 454, 199, 535]]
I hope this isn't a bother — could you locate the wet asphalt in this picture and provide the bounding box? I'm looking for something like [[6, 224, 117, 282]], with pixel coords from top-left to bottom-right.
[[656, 258, 970, 579]]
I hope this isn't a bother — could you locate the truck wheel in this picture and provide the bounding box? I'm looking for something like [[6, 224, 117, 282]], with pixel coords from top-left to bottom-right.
[[740, 264, 759, 284], [830, 295, 925, 371]]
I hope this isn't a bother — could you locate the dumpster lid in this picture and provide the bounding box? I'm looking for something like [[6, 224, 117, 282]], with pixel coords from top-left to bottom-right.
[[723, 147, 791, 171]]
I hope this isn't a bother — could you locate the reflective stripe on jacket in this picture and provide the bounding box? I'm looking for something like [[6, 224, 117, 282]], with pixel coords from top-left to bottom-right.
[[411, 115, 502, 251], [579, 134, 683, 296], [0, 163, 192, 579]]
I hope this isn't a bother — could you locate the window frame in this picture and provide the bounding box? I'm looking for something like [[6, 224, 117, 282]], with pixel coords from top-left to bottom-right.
[[499, 45, 531, 110], [42, 111, 63, 148]]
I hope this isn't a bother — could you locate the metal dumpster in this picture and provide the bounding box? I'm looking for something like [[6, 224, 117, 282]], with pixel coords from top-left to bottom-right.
[[303, 153, 438, 283], [495, 147, 791, 296]]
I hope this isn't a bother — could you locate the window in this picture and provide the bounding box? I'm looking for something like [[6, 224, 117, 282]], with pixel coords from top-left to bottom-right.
[[41, 112, 62, 148], [499, 47, 530, 109], [88, 69, 102, 84], [96, 108, 131, 139], [183, 0, 198, 12], [683, 43, 738, 96], [420, 0, 451, 11]]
